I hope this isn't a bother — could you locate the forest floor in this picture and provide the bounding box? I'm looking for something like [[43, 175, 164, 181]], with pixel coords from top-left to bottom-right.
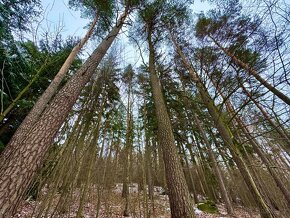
[[15, 184, 260, 218]]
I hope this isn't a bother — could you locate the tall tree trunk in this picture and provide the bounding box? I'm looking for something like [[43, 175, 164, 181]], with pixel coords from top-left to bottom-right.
[[122, 75, 133, 216], [208, 35, 290, 106], [0, 11, 100, 161], [170, 31, 276, 218], [147, 30, 195, 218], [192, 134, 213, 199], [0, 10, 128, 217], [145, 140, 154, 211], [197, 72, 275, 218]]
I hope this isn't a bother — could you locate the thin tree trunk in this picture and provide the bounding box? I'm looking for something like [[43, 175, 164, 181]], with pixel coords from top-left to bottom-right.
[[0, 60, 49, 122], [192, 134, 213, 199], [240, 83, 290, 151], [122, 75, 133, 216], [193, 113, 234, 214], [207, 71, 290, 206], [180, 142, 197, 204], [238, 116, 290, 206], [197, 76, 275, 218], [145, 140, 154, 213], [0, 10, 128, 217], [170, 31, 276, 218], [208, 35, 290, 106], [186, 140, 207, 198]]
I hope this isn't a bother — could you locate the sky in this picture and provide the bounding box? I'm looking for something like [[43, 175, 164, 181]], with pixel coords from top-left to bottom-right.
[[39, 0, 213, 39], [39, 0, 89, 40], [36, 0, 214, 69]]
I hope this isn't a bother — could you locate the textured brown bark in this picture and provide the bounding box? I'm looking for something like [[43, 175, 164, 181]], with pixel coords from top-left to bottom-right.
[[0, 10, 128, 217], [0, 11, 100, 163], [208, 35, 290, 106], [147, 30, 195, 218], [170, 32, 276, 218]]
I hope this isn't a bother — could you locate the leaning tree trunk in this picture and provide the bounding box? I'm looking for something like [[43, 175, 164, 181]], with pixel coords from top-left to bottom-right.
[[239, 83, 290, 152], [193, 113, 234, 214], [208, 35, 290, 106], [180, 142, 197, 203], [0, 60, 49, 123], [170, 31, 276, 218], [0, 9, 128, 217], [196, 72, 275, 218], [0, 10, 100, 163], [208, 74, 290, 205], [147, 29, 195, 218]]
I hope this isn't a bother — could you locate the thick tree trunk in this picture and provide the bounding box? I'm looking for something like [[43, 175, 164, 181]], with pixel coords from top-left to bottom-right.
[[0, 10, 128, 217], [147, 31, 195, 218], [208, 35, 290, 106], [0, 11, 100, 162]]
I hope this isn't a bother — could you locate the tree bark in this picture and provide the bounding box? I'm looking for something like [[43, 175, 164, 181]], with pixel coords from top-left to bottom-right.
[[208, 35, 290, 106], [170, 31, 276, 218], [147, 30, 195, 218], [122, 73, 133, 216], [206, 70, 290, 206], [0, 10, 128, 217], [193, 114, 234, 214], [0, 11, 100, 162], [240, 83, 290, 152]]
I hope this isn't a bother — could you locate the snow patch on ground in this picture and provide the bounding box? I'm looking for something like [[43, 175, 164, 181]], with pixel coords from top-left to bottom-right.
[[15, 184, 260, 218]]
